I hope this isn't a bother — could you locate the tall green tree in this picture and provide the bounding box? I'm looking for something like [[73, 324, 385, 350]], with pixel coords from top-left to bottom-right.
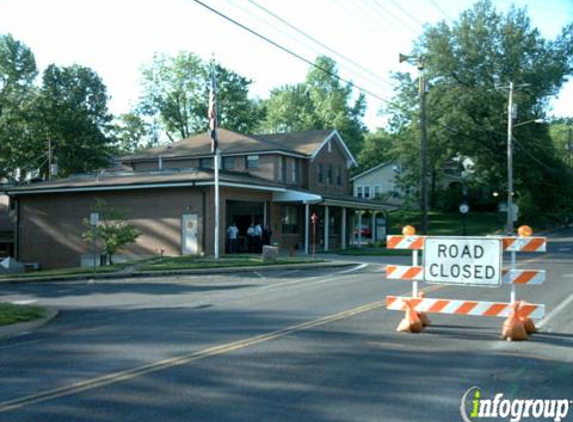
[[0, 33, 38, 179], [36, 64, 114, 177], [137, 52, 261, 142], [259, 56, 367, 154], [388, 0, 573, 224]]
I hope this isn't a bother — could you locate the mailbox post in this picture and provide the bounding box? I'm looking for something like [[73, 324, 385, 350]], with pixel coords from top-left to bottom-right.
[[311, 212, 319, 259]]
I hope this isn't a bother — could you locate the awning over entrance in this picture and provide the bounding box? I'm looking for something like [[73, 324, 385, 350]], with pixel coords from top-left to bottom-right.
[[272, 190, 322, 204], [273, 189, 399, 212]]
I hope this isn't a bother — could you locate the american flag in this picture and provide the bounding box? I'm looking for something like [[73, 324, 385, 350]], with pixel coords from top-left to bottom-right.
[[208, 71, 218, 154]]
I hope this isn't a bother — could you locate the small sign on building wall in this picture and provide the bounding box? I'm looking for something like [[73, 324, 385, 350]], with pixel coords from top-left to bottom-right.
[[423, 237, 502, 287], [90, 212, 99, 226]]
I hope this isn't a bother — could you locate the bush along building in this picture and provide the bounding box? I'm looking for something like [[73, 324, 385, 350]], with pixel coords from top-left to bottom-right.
[[4, 129, 397, 268]]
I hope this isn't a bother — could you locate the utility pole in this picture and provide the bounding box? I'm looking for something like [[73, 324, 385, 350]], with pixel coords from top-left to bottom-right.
[[506, 82, 514, 236], [48, 139, 52, 181], [418, 60, 429, 235], [399, 53, 429, 234]]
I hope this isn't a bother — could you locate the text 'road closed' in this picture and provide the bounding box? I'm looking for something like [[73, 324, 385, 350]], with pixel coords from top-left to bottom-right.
[[423, 237, 502, 286]]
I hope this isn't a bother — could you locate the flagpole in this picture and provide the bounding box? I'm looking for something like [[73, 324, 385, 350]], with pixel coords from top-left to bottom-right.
[[214, 149, 220, 260], [209, 59, 220, 261]]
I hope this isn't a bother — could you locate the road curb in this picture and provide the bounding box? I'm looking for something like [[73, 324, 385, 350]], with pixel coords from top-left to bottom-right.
[[0, 261, 357, 284], [0, 308, 59, 340]]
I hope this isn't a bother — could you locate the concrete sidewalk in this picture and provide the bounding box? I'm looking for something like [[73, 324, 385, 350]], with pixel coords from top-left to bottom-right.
[[0, 259, 358, 285]]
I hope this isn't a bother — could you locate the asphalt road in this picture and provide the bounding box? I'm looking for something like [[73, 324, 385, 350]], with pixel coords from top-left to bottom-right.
[[0, 229, 572, 422]]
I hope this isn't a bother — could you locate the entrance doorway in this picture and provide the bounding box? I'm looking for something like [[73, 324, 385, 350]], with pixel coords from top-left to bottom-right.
[[181, 213, 198, 255], [226, 200, 265, 252]]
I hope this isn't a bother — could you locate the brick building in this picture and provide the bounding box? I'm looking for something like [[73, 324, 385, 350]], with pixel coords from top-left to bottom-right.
[[5, 129, 396, 268]]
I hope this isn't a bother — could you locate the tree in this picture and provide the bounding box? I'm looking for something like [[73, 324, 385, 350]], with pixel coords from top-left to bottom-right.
[[0, 33, 39, 179], [259, 56, 367, 154], [82, 199, 140, 265], [356, 128, 396, 172], [36, 64, 115, 177], [388, 0, 573, 223], [137, 52, 261, 142], [113, 112, 157, 153]]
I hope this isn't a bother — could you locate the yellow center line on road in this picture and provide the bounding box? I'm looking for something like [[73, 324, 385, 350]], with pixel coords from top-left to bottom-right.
[[0, 300, 386, 413]]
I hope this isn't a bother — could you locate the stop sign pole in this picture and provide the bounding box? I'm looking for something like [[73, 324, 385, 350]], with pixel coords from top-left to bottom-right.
[[311, 212, 319, 259]]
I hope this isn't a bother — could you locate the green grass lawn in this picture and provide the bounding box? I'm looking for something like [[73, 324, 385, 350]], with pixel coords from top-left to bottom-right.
[[0, 303, 48, 326], [334, 211, 505, 256], [388, 211, 505, 236], [139, 255, 321, 271]]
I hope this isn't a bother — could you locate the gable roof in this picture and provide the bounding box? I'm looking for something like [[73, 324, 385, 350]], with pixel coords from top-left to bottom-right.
[[117, 128, 356, 166], [350, 159, 397, 181]]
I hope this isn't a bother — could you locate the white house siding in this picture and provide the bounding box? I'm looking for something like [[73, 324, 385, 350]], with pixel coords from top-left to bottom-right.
[[353, 164, 399, 199]]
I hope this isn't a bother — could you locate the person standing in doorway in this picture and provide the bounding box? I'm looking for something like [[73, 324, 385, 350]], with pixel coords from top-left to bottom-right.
[[263, 224, 272, 246], [254, 222, 263, 253], [227, 222, 239, 254], [246, 223, 255, 253]]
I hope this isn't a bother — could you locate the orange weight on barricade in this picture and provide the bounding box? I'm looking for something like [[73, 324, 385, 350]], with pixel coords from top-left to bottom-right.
[[396, 299, 424, 333], [417, 292, 431, 327], [501, 302, 528, 341]]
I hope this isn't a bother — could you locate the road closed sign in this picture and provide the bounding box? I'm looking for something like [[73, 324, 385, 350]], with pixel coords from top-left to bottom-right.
[[423, 237, 502, 287]]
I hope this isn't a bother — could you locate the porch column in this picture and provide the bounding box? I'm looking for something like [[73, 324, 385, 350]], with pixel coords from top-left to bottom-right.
[[341, 207, 347, 250], [358, 211, 363, 248], [371, 211, 377, 243], [324, 205, 330, 251], [304, 203, 310, 254], [263, 201, 268, 226]]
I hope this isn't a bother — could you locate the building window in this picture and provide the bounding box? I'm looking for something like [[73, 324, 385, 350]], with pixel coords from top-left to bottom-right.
[[374, 185, 381, 198], [282, 205, 299, 234], [246, 155, 259, 169], [199, 157, 212, 169], [327, 140, 332, 153], [222, 157, 235, 170], [280, 156, 287, 182], [364, 186, 370, 199], [327, 165, 333, 185], [318, 163, 324, 183], [336, 166, 342, 186], [291, 159, 300, 183], [356, 186, 363, 198]]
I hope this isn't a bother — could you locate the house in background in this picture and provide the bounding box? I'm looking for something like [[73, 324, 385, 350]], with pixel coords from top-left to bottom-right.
[[351, 160, 403, 200], [4, 129, 397, 269], [351, 159, 464, 202]]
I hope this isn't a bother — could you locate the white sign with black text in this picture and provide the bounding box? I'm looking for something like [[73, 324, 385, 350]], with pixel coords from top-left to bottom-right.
[[423, 237, 502, 287]]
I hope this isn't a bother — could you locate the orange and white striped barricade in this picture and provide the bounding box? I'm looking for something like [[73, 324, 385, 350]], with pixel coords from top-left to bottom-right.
[[385, 226, 547, 339]]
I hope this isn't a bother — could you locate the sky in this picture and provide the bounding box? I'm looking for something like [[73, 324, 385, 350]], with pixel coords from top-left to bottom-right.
[[0, 0, 571, 131]]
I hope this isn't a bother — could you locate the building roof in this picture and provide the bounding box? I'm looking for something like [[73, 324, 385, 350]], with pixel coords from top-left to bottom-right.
[[116, 128, 355, 164], [3, 168, 289, 195], [350, 159, 397, 181], [4, 168, 397, 212]]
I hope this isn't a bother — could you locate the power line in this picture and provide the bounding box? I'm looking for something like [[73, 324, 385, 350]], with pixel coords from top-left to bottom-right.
[[512, 136, 558, 173], [240, 0, 397, 90], [371, 0, 421, 36], [191, 0, 396, 104], [389, 0, 426, 29], [428, 0, 454, 22]]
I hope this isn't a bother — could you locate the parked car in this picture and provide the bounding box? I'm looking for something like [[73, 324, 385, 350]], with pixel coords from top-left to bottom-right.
[[354, 224, 372, 237]]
